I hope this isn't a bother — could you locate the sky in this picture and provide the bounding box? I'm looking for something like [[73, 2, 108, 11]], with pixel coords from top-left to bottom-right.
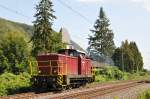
[[0, 0, 150, 70]]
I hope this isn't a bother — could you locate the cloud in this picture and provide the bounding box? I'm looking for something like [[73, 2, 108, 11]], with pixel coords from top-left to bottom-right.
[[131, 0, 149, 3], [77, 0, 150, 12], [131, 0, 144, 3], [77, 0, 103, 3], [130, 0, 150, 12], [143, 4, 150, 12]]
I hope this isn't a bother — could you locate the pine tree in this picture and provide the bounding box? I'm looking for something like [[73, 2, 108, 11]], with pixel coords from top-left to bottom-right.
[[121, 40, 134, 72], [112, 48, 122, 70], [51, 30, 66, 52], [88, 7, 115, 57], [112, 40, 143, 72], [129, 42, 143, 71], [31, 0, 56, 56]]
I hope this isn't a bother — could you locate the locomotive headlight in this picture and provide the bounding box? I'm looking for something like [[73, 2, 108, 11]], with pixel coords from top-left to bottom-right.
[[38, 70, 41, 73], [53, 69, 57, 74], [53, 70, 57, 73]]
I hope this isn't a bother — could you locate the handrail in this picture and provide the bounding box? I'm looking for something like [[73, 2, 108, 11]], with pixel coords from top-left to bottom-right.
[[29, 61, 32, 75]]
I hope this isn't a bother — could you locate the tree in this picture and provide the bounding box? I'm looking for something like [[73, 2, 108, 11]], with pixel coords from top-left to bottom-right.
[[121, 40, 134, 72], [112, 40, 143, 72], [0, 50, 9, 74], [112, 40, 133, 72], [0, 32, 29, 74], [31, 0, 56, 56], [112, 48, 122, 70], [129, 42, 143, 71], [51, 30, 66, 52], [88, 7, 115, 57]]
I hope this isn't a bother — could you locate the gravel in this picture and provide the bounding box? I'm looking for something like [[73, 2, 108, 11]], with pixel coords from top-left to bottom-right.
[[93, 83, 150, 99]]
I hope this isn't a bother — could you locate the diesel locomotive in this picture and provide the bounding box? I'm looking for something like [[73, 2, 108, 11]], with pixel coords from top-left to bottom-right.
[[31, 49, 95, 90]]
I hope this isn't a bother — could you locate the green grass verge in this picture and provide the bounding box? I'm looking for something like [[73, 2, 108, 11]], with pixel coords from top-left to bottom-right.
[[0, 72, 31, 96], [138, 90, 150, 99], [94, 66, 150, 83]]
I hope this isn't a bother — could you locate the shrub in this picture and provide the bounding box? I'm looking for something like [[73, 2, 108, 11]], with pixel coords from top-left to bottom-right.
[[95, 66, 126, 82], [138, 90, 150, 99], [0, 32, 30, 74], [0, 72, 31, 96], [95, 75, 107, 82], [94, 66, 149, 82]]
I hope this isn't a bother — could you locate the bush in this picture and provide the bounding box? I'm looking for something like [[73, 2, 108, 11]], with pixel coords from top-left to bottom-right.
[[95, 66, 126, 82], [0, 72, 31, 96], [0, 32, 30, 74], [95, 75, 107, 82], [138, 90, 150, 99], [94, 66, 149, 82]]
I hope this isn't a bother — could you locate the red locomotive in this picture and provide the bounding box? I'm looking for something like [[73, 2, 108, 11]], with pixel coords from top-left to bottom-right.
[[31, 49, 95, 90]]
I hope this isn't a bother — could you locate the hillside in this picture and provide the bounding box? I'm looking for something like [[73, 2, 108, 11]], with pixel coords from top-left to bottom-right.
[[0, 18, 85, 51], [0, 18, 33, 38]]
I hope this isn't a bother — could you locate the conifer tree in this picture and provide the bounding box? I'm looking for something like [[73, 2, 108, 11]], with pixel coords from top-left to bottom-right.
[[121, 40, 134, 72], [112, 48, 122, 70], [112, 40, 143, 72], [129, 42, 143, 71], [31, 0, 56, 55], [88, 7, 115, 57]]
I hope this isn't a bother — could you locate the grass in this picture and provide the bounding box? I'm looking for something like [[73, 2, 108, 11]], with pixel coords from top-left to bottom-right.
[[94, 66, 150, 83], [138, 90, 150, 99], [0, 72, 31, 96]]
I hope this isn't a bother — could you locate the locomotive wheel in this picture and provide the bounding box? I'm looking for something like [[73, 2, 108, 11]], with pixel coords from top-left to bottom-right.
[[62, 86, 67, 91], [57, 86, 66, 91], [66, 85, 72, 90], [75, 84, 80, 88]]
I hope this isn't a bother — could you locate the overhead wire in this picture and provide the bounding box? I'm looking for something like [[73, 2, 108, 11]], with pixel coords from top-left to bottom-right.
[[56, 0, 93, 24], [0, 1, 91, 48], [56, 0, 93, 45], [0, 3, 32, 20]]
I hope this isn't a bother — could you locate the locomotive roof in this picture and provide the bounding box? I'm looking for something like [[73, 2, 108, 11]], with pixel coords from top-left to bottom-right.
[[58, 49, 86, 54]]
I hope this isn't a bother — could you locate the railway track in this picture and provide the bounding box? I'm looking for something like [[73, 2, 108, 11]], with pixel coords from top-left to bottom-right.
[[0, 80, 146, 99], [49, 80, 144, 99]]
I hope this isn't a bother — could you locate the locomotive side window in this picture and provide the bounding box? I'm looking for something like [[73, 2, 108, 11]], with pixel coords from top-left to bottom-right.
[[58, 49, 79, 57], [58, 49, 68, 55], [68, 50, 78, 57], [80, 53, 86, 58]]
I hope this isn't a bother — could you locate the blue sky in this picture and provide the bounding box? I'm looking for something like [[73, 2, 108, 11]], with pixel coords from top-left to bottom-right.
[[0, 0, 150, 69]]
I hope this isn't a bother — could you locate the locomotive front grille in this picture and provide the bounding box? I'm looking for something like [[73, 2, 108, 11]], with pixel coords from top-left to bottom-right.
[[37, 60, 66, 75]]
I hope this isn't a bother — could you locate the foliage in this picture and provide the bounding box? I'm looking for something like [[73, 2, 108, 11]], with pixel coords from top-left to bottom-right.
[[0, 18, 32, 38], [0, 50, 9, 73], [111, 48, 122, 70], [0, 72, 31, 96], [31, 0, 57, 56], [138, 90, 150, 99], [95, 66, 125, 82], [112, 40, 143, 72], [51, 31, 66, 53], [94, 66, 149, 82], [129, 42, 143, 71], [0, 32, 30, 74], [88, 7, 115, 57]]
